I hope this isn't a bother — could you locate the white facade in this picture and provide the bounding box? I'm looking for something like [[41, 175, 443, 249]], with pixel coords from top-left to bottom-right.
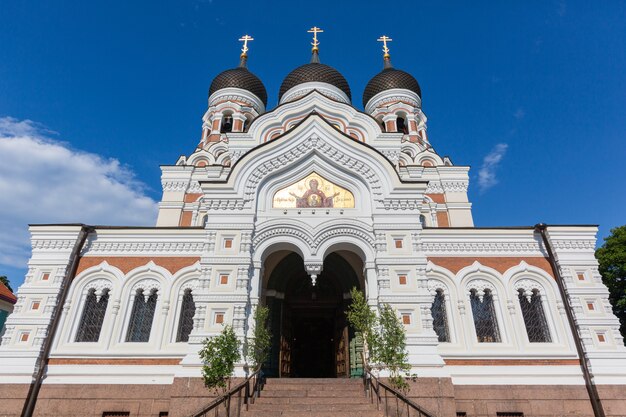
[[1, 73, 625, 402]]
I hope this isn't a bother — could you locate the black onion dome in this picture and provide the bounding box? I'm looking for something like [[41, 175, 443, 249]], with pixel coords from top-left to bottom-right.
[[363, 67, 421, 108], [279, 62, 352, 101], [209, 67, 268, 107]]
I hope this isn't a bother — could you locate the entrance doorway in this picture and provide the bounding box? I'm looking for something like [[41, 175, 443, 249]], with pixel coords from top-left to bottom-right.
[[264, 252, 363, 378]]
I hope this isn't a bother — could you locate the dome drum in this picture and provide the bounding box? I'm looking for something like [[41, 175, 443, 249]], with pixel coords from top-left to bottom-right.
[[280, 81, 351, 104]]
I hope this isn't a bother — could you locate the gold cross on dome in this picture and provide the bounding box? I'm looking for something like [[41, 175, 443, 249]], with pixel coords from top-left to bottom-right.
[[238, 34, 254, 56], [308, 26, 324, 50], [377, 35, 393, 58]]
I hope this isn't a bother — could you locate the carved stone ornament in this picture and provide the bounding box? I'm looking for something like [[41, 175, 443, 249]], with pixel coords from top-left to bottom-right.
[[131, 279, 161, 301], [305, 263, 323, 286], [84, 279, 113, 301], [513, 279, 545, 301], [466, 279, 497, 301], [427, 279, 449, 296]]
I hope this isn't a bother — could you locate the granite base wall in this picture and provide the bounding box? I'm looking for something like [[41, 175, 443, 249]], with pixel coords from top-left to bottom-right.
[[455, 384, 594, 417], [1, 379, 624, 417]]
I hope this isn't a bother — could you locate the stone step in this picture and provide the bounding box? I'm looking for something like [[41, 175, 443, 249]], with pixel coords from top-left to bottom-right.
[[249, 403, 377, 412], [259, 389, 366, 398], [243, 411, 383, 417], [264, 378, 360, 384], [261, 384, 364, 391], [253, 396, 367, 405]]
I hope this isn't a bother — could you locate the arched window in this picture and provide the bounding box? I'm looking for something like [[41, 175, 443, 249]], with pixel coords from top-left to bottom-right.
[[419, 215, 427, 228], [470, 289, 501, 343], [518, 289, 551, 343], [396, 116, 408, 134], [176, 289, 196, 342], [243, 116, 252, 132], [220, 114, 233, 133], [75, 288, 109, 342], [126, 289, 158, 342], [431, 289, 450, 342]]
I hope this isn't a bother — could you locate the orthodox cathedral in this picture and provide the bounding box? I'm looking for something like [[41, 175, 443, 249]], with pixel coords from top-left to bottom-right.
[[1, 29, 625, 417]]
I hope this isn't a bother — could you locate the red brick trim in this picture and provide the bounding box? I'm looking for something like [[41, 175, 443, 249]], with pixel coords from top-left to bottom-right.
[[76, 257, 201, 275], [428, 256, 555, 278], [426, 193, 446, 203], [436, 212, 450, 227], [184, 193, 203, 203]]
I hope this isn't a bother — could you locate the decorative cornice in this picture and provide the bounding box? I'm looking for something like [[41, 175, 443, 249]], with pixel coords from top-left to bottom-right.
[[32, 239, 75, 250], [376, 198, 422, 211], [425, 181, 469, 194], [421, 241, 542, 255], [162, 181, 188, 192], [551, 239, 596, 251], [202, 199, 247, 211], [85, 241, 206, 255]]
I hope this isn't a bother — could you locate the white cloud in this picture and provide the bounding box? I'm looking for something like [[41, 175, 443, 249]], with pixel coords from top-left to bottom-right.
[[0, 117, 159, 268], [478, 143, 509, 193]]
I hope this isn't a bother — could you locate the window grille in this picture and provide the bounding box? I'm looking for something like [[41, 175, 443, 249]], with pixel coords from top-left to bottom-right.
[[431, 289, 450, 342], [496, 413, 523, 417], [126, 289, 158, 342], [176, 289, 196, 342], [470, 289, 501, 343], [76, 289, 109, 342], [102, 412, 130, 417], [159, 412, 169, 417], [456, 413, 467, 417], [518, 289, 551, 343]]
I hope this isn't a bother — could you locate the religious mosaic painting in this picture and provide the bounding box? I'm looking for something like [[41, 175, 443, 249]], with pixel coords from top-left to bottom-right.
[[273, 173, 355, 208]]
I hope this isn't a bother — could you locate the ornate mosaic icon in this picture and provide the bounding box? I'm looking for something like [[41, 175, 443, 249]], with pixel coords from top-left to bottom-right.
[[273, 172, 355, 208]]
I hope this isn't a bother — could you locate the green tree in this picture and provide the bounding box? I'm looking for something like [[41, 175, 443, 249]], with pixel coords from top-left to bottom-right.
[[199, 325, 240, 392], [376, 303, 411, 390], [596, 225, 626, 345], [0, 276, 13, 293], [346, 289, 411, 391], [246, 305, 272, 368], [346, 287, 377, 368]]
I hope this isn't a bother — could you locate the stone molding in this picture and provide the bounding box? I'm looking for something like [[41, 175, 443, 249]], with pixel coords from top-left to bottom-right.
[[425, 181, 469, 194], [241, 134, 383, 203], [32, 239, 76, 250], [85, 241, 206, 255], [421, 241, 543, 255]]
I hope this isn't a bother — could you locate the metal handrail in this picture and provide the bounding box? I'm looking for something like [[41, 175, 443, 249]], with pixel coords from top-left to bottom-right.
[[363, 368, 435, 417], [191, 367, 264, 417]]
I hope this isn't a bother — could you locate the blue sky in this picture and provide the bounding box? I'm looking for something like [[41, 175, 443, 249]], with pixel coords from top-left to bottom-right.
[[1, 1, 625, 290]]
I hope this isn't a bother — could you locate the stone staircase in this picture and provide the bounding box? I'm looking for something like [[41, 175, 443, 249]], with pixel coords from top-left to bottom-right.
[[243, 378, 383, 417]]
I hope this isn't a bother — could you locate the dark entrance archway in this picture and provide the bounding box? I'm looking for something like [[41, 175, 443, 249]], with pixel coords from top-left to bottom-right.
[[264, 252, 363, 378]]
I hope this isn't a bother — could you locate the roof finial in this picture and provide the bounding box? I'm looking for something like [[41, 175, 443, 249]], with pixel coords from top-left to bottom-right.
[[238, 34, 254, 68], [377, 35, 393, 69], [308, 26, 323, 63]]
